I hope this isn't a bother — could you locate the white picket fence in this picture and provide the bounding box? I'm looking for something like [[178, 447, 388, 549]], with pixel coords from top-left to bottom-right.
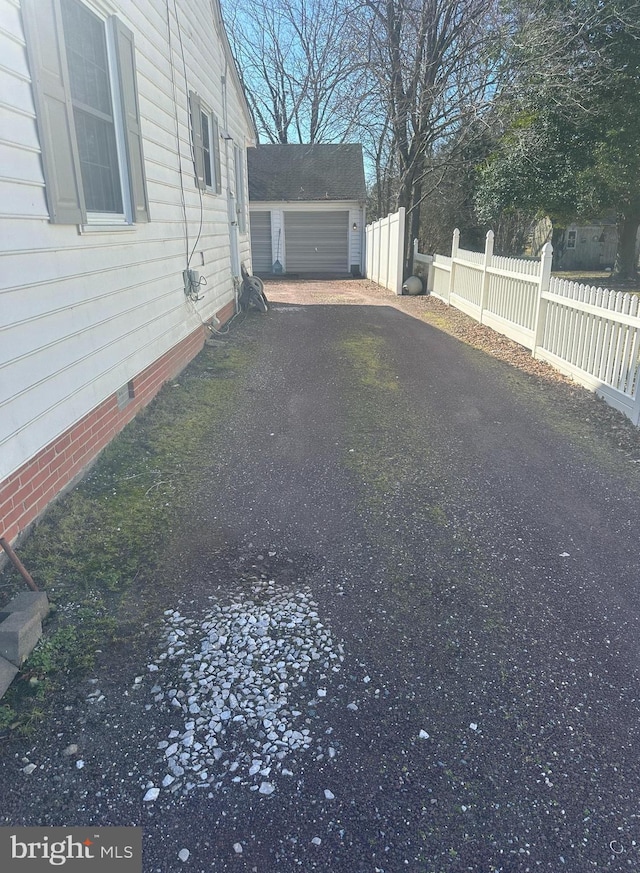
[[424, 229, 640, 425], [365, 208, 405, 295]]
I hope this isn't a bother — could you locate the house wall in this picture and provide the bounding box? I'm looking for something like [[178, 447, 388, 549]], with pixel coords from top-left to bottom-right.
[[558, 224, 618, 271], [0, 0, 254, 543], [249, 200, 365, 274]]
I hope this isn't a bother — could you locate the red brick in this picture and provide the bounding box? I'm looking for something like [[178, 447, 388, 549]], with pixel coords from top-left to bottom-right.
[[54, 433, 72, 454], [1, 502, 26, 537], [19, 462, 53, 493]]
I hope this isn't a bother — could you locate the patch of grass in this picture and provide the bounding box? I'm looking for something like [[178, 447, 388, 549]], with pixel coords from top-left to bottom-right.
[[0, 340, 254, 734], [337, 332, 400, 392], [0, 704, 18, 731]]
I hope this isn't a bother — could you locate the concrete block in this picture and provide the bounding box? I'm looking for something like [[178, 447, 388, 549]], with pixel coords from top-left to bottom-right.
[[0, 611, 43, 667], [0, 656, 19, 699], [0, 591, 49, 623]]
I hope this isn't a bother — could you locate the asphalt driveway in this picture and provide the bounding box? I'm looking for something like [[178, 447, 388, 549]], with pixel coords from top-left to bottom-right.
[[2, 280, 640, 872]]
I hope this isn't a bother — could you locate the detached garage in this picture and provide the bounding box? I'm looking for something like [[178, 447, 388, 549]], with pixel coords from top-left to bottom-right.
[[247, 144, 366, 277]]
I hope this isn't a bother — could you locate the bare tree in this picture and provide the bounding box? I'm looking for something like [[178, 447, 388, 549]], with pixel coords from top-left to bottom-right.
[[354, 0, 501, 272], [222, 0, 362, 144]]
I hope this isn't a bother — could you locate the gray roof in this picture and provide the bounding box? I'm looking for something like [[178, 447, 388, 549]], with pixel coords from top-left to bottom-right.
[[247, 143, 366, 202]]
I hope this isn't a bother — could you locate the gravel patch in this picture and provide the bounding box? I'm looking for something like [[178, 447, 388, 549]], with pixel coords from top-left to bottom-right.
[[143, 574, 343, 802]]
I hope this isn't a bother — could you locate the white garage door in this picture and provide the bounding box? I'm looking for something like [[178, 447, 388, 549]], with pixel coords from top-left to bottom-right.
[[249, 211, 272, 273], [284, 211, 349, 272]]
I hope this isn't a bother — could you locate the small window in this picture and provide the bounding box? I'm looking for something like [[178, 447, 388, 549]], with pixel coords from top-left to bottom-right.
[[189, 92, 221, 194], [201, 111, 213, 189], [566, 230, 577, 249]]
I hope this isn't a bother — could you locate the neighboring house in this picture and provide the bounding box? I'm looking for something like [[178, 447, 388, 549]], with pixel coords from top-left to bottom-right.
[[557, 219, 618, 271], [247, 143, 367, 277], [0, 0, 256, 546], [531, 216, 638, 270]]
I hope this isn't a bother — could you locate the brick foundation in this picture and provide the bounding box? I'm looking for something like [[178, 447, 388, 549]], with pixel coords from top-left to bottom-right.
[[0, 301, 234, 545]]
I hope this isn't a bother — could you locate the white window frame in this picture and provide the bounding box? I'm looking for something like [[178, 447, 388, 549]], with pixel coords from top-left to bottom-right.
[[95, 17, 132, 224], [189, 90, 221, 195], [57, 0, 130, 225], [201, 107, 217, 192]]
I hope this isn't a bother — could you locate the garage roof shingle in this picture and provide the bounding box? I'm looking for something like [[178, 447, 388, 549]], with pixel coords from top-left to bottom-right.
[[247, 143, 366, 202]]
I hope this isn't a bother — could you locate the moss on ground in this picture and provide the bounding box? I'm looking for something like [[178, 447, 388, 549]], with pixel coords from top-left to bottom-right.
[[338, 331, 400, 393], [333, 321, 515, 683], [0, 339, 254, 734]]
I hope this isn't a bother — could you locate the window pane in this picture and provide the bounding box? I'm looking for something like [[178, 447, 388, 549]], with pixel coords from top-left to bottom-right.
[[74, 109, 123, 213], [61, 0, 112, 115], [201, 111, 212, 188]]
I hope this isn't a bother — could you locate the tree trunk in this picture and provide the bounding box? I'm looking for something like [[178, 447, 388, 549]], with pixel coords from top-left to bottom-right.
[[395, 156, 425, 279], [613, 208, 640, 281], [405, 178, 422, 278], [551, 224, 565, 270]]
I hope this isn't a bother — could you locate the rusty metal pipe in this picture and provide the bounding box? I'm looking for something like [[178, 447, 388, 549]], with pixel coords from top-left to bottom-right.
[[0, 538, 39, 592]]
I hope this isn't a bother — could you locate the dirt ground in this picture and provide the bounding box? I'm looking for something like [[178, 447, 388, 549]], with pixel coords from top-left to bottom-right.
[[2, 279, 640, 873]]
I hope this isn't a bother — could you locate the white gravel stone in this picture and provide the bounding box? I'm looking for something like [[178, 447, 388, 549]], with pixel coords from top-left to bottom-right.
[[324, 789, 335, 800], [419, 730, 430, 739], [178, 848, 190, 862], [22, 764, 37, 775], [312, 837, 322, 846], [143, 787, 160, 802], [148, 582, 343, 800], [233, 843, 243, 854]]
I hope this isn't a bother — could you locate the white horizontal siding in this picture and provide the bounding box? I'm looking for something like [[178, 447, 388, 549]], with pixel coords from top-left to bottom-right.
[[0, 0, 254, 482], [0, 106, 39, 149], [0, 69, 34, 115], [0, 0, 23, 38]]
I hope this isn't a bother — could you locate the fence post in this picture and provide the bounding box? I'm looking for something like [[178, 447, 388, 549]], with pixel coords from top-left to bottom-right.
[[412, 238, 418, 276], [532, 242, 553, 358], [447, 228, 459, 305], [632, 387, 640, 426], [385, 215, 392, 290], [395, 207, 406, 295], [479, 229, 494, 324]]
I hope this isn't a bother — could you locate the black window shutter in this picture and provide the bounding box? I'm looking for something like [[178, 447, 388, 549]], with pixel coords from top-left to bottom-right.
[[112, 18, 149, 222], [21, 0, 85, 224], [212, 115, 222, 194], [189, 91, 206, 191]]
